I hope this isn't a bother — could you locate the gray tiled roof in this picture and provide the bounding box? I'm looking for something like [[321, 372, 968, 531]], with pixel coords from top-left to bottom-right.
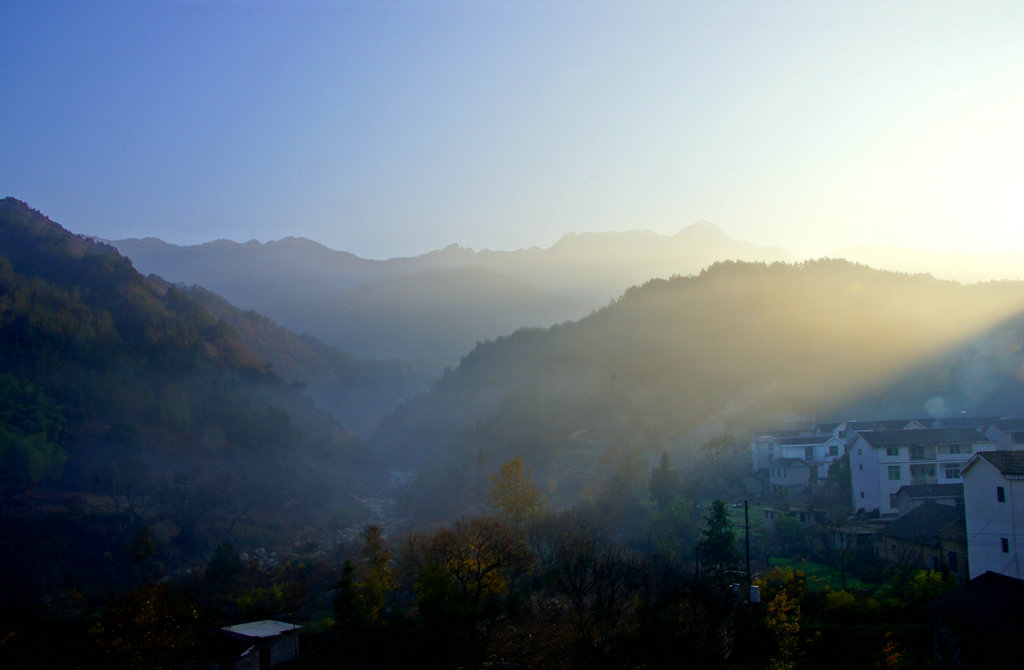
[[875, 501, 965, 545], [771, 458, 809, 468], [976, 450, 1024, 477], [857, 427, 989, 448], [988, 418, 1024, 432], [775, 436, 834, 447], [925, 415, 1000, 429], [895, 483, 964, 499]]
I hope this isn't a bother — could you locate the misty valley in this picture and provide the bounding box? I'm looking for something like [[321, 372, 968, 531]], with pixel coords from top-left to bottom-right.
[[4, 198, 1024, 668]]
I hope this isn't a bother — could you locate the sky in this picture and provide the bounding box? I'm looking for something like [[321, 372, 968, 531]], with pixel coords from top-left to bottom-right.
[[2, 1, 1023, 260]]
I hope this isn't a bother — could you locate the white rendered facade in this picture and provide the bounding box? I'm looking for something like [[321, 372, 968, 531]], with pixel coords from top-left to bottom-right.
[[849, 428, 994, 516], [962, 452, 1024, 579]]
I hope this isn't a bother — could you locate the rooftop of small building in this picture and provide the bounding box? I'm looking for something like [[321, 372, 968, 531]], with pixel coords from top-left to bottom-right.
[[973, 450, 1024, 477], [874, 501, 965, 545], [895, 483, 964, 499], [221, 620, 301, 640]]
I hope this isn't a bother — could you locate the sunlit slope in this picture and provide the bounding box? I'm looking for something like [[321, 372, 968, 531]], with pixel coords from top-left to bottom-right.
[[373, 260, 1024, 478]]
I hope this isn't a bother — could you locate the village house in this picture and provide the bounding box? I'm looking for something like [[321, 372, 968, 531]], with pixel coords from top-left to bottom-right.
[[213, 620, 301, 670], [961, 450, 1024, 579], [848, 427, 994, 517], [870, 501, 969, 580], [892, 483, 963, 517], [982, 418, 1024, 449], [752, 432, 846, 496]]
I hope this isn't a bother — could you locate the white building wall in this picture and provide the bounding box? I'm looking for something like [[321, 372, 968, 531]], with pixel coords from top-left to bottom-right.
[[851, 435, 997, 516], [963, 461, 1024, 579], [850, 434, 880, 512]]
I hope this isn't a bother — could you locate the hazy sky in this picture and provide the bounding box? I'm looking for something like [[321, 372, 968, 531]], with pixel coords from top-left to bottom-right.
[[3, 1, 1023, 259]]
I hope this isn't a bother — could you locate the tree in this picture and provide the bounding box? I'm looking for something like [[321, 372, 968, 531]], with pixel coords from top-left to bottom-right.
[[489, 459, 545, 524], [0, 374, 66, 508], [541, 509, 641, 650], [402, 517, 534, 658], [698, 500, 739, 579], [355, 525, 397, 624], [649, 451, 681, 509]]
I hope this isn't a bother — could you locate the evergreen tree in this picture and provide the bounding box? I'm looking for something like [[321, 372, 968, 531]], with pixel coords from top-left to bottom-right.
[[698, 500, 739, 578], [649, 451, 680, 509]]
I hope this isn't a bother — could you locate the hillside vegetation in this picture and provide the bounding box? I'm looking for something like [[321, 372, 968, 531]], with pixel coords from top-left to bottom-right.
[[0, 198, 369, 534], [373, 259, 1024, 520]]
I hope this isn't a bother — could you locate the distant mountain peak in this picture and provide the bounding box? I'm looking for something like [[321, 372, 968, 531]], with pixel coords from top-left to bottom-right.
[[677, 220, 728, 239]]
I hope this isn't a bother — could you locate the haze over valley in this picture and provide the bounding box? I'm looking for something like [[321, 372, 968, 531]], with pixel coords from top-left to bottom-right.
[[4, 2, 1024, 667]]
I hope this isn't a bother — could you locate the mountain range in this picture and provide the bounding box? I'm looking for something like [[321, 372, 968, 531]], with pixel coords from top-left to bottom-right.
[[111, 222, 795, 362]]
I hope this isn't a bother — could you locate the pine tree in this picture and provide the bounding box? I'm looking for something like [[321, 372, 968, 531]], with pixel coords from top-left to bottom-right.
[[698, 500, 739, 578]]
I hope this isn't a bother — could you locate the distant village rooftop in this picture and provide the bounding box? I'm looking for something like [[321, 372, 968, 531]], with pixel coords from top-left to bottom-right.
[[857, 428, 989, 448]]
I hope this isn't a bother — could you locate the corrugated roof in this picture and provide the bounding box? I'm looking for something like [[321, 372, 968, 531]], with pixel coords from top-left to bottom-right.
[[857, 427, 989, 448]]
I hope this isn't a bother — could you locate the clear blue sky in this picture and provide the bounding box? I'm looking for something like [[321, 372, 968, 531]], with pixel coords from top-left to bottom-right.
[[2, 1, 1023, 259]]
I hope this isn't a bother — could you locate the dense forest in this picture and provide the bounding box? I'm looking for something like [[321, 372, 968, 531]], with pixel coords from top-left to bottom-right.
[[179, 282, 437, 437], [0, 199, 383, 643]]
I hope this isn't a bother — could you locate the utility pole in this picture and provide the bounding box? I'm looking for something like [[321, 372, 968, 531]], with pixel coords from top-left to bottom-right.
[[732, 500, 752, 598], [743, 499, 751, 593]]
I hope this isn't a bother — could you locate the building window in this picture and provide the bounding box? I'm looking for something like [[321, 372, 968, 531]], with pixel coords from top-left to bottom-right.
[[910, 445, 925, 460], [829, 445, 838, 456], [998, 486, 1006, 503], [858, 448, 862, 455], [949, 444, 962, 455], [860, 491, 865, 499], [858, 464, 863, 471], [1002, 537, 1010, 553], [888, 465, 901, 481], [889, 494, 899, 509], [886, 447, 899, 457], [943, 463, 961, 480]]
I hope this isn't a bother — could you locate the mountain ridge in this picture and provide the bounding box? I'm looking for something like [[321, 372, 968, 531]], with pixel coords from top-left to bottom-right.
[[111, 221, 796, 362]]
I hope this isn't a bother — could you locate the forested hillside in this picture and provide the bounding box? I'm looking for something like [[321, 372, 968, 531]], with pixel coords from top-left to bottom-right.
[[179, 283, 438, 436], [373, 260, 1024, 521], [0, 198, 370, 534]]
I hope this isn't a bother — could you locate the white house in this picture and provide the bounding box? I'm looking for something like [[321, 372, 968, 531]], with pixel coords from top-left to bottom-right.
[[772, 435, 845, 480], [753, 432, 845, 495], [982, 418, 1024, 449], [961, 450, 1024, 579], [849, 428, 994, 516]]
